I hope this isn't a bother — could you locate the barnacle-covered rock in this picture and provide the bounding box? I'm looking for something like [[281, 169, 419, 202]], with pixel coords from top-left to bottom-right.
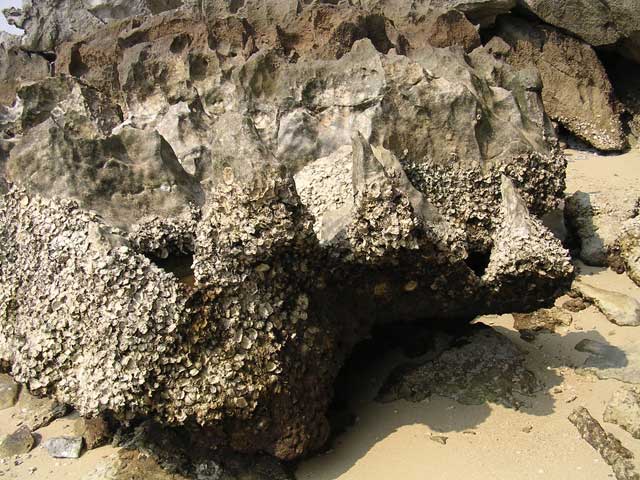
[[0, 1, 575, 461]]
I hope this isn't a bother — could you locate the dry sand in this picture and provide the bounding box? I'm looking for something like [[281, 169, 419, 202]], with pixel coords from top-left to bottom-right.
[[2, 147, 640, 480]]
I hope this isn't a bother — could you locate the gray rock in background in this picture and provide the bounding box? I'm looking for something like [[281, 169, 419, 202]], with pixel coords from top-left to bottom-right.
[[493, 15, 626, 151], [576, 339, 640, 384]]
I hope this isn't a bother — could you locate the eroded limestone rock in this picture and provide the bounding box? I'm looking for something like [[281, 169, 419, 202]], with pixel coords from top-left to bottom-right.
[[493, 15, 626, 151], [0, 2, 574, 460], [0, 33, 50, 107]]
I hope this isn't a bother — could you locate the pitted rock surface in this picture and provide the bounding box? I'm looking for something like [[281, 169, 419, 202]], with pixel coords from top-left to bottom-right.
[[0, 0, 575, 460]]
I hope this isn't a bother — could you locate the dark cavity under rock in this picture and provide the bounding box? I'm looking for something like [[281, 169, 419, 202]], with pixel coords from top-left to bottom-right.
[[377, 324, 540, 408], [568, 406, 639, 480]]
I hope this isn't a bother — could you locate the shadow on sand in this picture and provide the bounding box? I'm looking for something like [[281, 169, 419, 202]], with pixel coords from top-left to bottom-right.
[[294, 318, 625, 480]]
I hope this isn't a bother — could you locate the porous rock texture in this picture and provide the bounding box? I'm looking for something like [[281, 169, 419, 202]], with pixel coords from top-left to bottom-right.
[[569, 406, 639, 480], [0, 0, 574, 461], [493, 15, 627, 151], [564, 189, 640, 271], [377, 324, 541, 408]]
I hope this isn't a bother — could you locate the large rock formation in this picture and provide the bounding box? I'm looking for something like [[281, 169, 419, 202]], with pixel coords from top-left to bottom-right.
[[0, 0, 574, 461]]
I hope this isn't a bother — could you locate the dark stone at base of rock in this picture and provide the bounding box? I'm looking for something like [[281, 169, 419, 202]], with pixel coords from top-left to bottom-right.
[[562, 297, 589, 313], [74, 416, 113, 450], [0, 425, 34, 458], [513, 306, 572, 335], [105, 421, 294, 480]]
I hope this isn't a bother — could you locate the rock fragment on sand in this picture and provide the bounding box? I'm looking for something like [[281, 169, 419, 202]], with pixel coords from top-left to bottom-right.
[[0, 426, 34, 458], [377, 324, 540, 407], [513, 306, 572, 337], [15, 392, 68, 430], [562, 297, 589, 313], [0, 374, 19, 410], [430, 435, 448, 445], [604, 386, 640, 440], [618, 218, 640, 288], [43, 436, 84, 459], [575, 339, 640, 384], [573, 280, 640, 327], [568, 407, 639, 480]]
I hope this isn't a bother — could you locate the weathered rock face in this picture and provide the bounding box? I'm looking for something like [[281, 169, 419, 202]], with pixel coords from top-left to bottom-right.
[[564, 189, 640, 271], [3, 0, 184, 52], [518, 0, 640, 64], [0, 0, 574, 461], [493, 15, 626, 151], [0, 33, 50, 106]]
